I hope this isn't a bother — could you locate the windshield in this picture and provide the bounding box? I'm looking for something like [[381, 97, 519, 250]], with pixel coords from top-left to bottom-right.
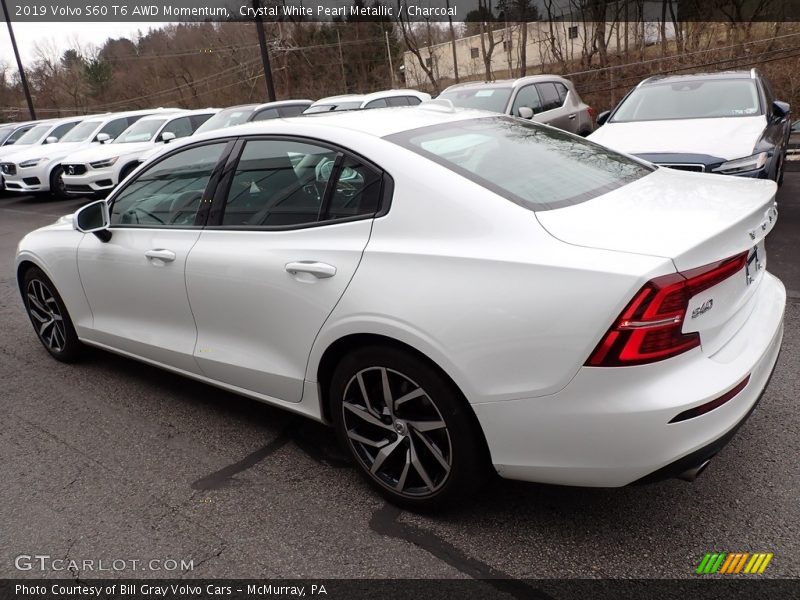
[[195, 107, 257, 134], [387, 117, 652, 211], [611, 79, 762, 122], [438, 87, 513, 113], [304, 101, 362, 114], [115, 119, 167, 143], [60, 120, 102, 143], [15, 124, 53, 145]]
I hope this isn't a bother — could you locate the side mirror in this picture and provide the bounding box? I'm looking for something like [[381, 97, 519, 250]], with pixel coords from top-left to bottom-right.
[[161, 131, 176, 143], [95, 133, 111, 143], [773, 100, 790, 120], [517, 106, 534, 119], [45, 136, 58, 144], [596, 110, 611, 126], [73, 200, 111, 242]]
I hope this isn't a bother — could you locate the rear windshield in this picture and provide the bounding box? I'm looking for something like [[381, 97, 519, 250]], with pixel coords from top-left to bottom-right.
[[438, 87, 513, 113], [387, 117, 652, 211], [612, 79, 762, 122]]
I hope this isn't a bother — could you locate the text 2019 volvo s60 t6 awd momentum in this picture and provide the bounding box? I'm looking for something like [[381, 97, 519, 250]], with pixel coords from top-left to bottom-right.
[[15, 105, 785, 509]]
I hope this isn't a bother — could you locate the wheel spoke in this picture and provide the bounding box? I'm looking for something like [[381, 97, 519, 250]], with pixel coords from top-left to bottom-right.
[[347, 429, 391, 449], [356, 372, 375, 415], [343, 402, 392, 431], [409, 439, 435, 490], [39, 318, 54, 337], [27, 293, 47, 313], [394, 387, 425, 408], [370, 438, 403, 475], [413, 430, 451, 472], [380, 367, 394, 418], [407, 419, 446, 433], [395, 450, 411, 492]]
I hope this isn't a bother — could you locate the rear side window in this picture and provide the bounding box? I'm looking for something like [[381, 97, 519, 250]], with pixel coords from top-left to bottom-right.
[[365, 98, 388, 109], [387, 116, 652, 211], [278, 105, 307, 118], [406, 96, 423, 106], [555, 82, 569, 104], [219, 139, 383, 228], [387, 96, 409, 107], [251, 108, 280, 121]]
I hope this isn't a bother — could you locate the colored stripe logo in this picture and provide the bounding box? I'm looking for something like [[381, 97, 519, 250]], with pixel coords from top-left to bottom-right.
[[696, 552, 773, 574]]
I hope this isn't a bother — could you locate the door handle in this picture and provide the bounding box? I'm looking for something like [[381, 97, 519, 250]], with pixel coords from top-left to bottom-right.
[[145, 249, 176, 263], [568, 114, 577, 120], [285, 261, 336, 279]]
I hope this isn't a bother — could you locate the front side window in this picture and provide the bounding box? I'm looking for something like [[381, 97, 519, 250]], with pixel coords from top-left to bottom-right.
[[162, 116, 193, 139], [387, 117, 652, 211], [110, 142, 227, 227], [50, 121, 78, 141], [195, 107, 257, 134], [99, 117, 135, 140], [611, 79, 762, 122], [6, 125, 33, 144], [512, 85, 543, 115], [365, 98, 388, 109], [535, 83, 563, 112]]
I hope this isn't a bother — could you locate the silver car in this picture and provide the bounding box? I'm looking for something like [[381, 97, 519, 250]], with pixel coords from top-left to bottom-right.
[[438, 75, 594, 136]]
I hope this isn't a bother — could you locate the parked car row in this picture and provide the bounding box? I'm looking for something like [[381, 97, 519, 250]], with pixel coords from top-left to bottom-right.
[[0, 89, 432, 200]]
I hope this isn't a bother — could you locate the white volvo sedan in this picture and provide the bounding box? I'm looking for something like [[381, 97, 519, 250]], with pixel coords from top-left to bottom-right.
[[15, 106, 785, 509]]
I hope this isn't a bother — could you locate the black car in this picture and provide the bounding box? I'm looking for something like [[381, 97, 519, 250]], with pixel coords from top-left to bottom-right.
[[590, 70, 791, 184]]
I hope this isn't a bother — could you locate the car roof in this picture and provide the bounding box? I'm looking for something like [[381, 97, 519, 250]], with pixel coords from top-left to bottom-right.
[[254, 99, 313, 110], [202, 104, 494, 140], [638, 70, 757, 87], [310, 94, 365, 106], [443, 75, 570, 92], [136, 108, 219, 122]]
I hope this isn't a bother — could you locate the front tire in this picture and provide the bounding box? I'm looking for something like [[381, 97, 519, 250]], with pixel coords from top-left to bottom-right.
[[49, 166, 68, 200], [22, 267, 83, 362], [330, 345, 489, 510]]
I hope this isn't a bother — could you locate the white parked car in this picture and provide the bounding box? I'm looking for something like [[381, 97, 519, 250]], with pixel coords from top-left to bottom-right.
[[15, 108, 785, 509], [61, 109, 218, 196], [194, 100, 313, 135], [303, 90, 431, 114], [2, 109, 175, 199], [0, 117, 86, 190]]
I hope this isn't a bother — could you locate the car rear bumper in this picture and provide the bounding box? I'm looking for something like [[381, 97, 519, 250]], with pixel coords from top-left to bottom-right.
[[473, 271, 785, 487]]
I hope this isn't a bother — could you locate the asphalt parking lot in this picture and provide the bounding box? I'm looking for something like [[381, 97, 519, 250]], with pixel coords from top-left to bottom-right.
[[0, 173, 798, 584]]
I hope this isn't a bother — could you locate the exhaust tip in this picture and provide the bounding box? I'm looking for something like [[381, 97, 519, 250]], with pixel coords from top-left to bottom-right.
[[677, 459, 712, 482]]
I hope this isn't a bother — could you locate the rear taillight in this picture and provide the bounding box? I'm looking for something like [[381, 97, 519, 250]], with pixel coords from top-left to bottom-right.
[[587, 105, 596, 121], [586, 252, 748, 367]]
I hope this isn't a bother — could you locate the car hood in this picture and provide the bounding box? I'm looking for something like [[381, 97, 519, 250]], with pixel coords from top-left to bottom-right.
[[0, 144, 36, 162], [5, 141, 84, 163], [588, 116, 767, 161], [63, 141, 153, 164]]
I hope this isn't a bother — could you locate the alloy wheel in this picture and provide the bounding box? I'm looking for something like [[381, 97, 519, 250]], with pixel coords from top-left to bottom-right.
[[341, 366, 452, 497], [26, 279, 67, 352]]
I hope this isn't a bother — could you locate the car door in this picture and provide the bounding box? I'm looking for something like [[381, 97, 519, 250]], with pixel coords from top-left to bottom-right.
[[528, 82, 575, 132], [185, 137, 386, 402], [77, 140, 232, 372]]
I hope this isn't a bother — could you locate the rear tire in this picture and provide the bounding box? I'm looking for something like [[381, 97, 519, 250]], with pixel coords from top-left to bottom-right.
[[22, 267, 83, 362], [49, 166, 68, 200], [329, 345, 490, 510]]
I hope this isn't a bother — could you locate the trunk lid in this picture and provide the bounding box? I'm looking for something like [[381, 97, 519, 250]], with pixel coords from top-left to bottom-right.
[[536, 167, 778, 355]]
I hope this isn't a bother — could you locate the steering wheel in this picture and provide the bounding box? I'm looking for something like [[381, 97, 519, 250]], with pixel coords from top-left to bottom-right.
[[169, 191, 203, 225]]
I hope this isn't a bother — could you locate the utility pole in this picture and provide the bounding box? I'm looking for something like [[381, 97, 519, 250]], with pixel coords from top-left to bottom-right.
[[447, 0, 459, 83], [1, 0, 36, 120], [337, 30, 347, 92], [385, 30, 396, 88], [252, 0, 276, 101]]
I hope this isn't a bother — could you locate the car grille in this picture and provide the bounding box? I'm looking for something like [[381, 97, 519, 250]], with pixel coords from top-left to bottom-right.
[[657, 163, 705, 173], [1, 163, 16, 175], [62, 164, 87, 176]]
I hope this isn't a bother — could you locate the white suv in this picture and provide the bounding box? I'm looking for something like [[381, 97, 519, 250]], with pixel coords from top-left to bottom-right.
[[2, 109, 175, 199], [61, 109, 218, 196]]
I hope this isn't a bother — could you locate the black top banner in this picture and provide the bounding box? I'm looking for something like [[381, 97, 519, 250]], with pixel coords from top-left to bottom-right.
[[1, 0, 800, 23]]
